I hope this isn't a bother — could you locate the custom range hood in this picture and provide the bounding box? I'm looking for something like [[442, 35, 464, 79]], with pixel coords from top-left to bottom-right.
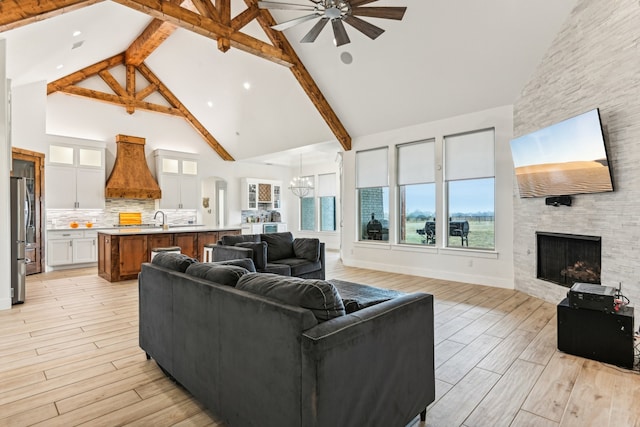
[[105, 134, 161, 199]]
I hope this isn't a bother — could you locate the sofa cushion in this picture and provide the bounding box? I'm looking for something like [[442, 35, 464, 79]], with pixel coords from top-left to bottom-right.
[[235, 241, 267, 270], [208, 258, 257, 273], [151, 252, 198, 273], [236, 273, 345, 322], [220, 234, 260, 246], [293, 238, 321, 262], [185, 263, 250, 287], [272, 258, 321, 277], [328, 279, 405, 313]]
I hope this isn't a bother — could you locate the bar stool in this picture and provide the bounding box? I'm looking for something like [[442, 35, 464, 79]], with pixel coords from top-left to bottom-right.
[[150, 246, 181, 261], [203, 243, 216, 263]]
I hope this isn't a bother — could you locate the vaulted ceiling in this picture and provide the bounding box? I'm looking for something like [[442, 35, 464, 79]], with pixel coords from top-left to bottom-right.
[[0, 0, 577, 165]]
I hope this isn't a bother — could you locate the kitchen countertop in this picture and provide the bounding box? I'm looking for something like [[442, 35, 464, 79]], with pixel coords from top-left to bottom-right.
[[95, 226, 241, 236]]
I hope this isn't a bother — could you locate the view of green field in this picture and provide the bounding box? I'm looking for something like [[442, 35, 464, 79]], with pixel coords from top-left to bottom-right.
[[402, 219, 495, 249]]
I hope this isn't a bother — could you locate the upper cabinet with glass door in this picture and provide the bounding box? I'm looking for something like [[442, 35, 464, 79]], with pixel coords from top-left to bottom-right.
[[46, 140, 106, 209], [154, 149, 199, 210], [242, 178, 282, 210]]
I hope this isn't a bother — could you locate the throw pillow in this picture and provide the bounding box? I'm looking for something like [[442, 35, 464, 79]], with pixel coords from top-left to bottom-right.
[[293, 238, 320, 262], [151, 252, 198, 273], [261, 232, 295, 262], [185, 263, 250, 287], [221, 234, 260, 246], [235, 242, 267, 270], [236, 273, 345, 322]]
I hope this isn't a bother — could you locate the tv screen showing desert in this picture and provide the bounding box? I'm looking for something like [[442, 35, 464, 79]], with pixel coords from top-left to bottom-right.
[[510, 109, 613, 198]]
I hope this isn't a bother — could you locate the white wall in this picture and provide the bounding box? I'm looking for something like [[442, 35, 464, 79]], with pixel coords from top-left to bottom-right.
[[341, 105, 515, 288], [0, 40, 11, 309]]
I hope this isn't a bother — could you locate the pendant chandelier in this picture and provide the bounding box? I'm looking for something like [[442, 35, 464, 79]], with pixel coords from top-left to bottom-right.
[[289, 155, 314, 198]]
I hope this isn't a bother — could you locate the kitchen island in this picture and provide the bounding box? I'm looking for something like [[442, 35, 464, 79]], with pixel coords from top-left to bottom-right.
[[98, 226, 241, 282]]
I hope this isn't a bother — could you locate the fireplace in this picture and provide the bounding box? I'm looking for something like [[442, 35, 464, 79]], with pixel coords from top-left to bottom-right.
[[536, 232, 601, 287]]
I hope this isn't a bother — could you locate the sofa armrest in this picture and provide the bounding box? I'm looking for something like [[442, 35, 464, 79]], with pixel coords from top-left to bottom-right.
[[211, 244, 253, 262], [301, 292, 435, 427]]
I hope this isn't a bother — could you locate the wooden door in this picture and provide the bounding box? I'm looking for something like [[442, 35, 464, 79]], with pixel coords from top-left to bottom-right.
[[174, 233, 198, 259], [11, 148, 45, 275], [119, 235, 148, 278]]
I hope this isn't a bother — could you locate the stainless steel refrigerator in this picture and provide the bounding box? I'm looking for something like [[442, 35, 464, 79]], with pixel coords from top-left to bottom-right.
[[10, 176, 27, 304]]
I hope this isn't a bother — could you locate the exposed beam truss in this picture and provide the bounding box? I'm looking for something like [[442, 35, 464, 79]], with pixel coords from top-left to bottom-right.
[[3, 0, 352, 157], [47, 55, 234, 160]]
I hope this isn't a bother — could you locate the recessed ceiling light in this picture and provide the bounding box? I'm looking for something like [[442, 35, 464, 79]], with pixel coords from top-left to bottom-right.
[[73, 30, 82, 37], [56, 64, 64, 70], [243, 82, 251, 90], [207, 101, 214, 108]]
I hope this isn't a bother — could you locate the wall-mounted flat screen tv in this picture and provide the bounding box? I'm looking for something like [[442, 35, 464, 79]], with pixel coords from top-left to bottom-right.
[[510, 108, 613, 198]]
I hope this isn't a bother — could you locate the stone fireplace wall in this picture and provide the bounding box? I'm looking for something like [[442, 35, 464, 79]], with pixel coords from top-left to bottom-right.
[[513, 0, 640, 318]]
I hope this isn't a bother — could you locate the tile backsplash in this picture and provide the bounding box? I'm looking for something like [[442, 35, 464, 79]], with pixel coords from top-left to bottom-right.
[[47, 199, 197, 229]]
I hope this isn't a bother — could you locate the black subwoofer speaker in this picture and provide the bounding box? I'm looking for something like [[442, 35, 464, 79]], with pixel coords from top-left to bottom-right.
[[557, 298, 634, 369]]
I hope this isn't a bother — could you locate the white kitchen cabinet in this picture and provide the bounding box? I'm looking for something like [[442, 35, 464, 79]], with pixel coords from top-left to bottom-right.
[[277, 223, 287, 232], [47, 143, 105, 209], [154, 150, 199, 209], [47, 230, 97, 266], [242, 178, 282, 210]]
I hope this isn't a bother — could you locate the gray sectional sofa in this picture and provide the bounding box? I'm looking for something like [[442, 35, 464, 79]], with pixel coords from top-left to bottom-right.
[[211, 231, 325, 279], [139, 253, 435, 427]]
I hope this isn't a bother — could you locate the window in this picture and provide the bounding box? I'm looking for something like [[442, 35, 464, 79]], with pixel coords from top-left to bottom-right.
[[444, 129, 495, 250], [356, 148, 389, 241], [318, 173, 337, 231], [299, 176, 315, 231], [397, 140, 436, 245]]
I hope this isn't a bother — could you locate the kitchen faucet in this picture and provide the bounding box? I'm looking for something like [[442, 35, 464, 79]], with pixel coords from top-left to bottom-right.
[[154, 211, 167, 229]]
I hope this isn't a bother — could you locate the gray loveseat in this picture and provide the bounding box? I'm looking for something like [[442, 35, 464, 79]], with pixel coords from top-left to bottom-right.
[[211, 231, 325, 279], [139, 253, 435, 427]]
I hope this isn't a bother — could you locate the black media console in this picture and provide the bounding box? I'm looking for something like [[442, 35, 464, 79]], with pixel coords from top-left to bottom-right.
[[557, 298, 635, 369]]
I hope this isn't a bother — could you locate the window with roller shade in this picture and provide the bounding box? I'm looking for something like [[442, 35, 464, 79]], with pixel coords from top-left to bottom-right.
[[444, 129, 495, 250], [299, 176, 315, 231], [397, 139, 436, 245], [318, 173, 337, 231], [356, 147, 389, 242]]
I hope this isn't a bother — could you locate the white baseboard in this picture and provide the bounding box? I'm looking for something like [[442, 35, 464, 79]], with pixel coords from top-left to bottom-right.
[[0, 297, 12, 311]]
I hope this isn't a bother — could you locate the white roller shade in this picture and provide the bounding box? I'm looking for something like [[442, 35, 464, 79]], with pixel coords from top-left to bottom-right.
[[356, 147, 388, 188], [318, 173, 336, 197], [397, 139, 435, 185], [445, 129, 495, 181]]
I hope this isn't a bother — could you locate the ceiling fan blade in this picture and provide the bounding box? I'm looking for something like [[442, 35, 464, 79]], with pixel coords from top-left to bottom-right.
[[350, 0, 379, 6], [272, 13, 320, 31], [351, 6, 407, 20], [258, 1, 316, 11], [343, 15, 384, 40], [301, 18, 330, 43], [331, 19, 351, 46]]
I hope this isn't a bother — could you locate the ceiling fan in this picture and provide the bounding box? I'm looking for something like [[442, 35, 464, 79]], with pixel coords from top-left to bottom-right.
[[257, 0, 407, 47]]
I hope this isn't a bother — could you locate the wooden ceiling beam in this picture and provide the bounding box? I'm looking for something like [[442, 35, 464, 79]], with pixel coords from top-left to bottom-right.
[[0, 0, 103, 32], [216, 0, 231, 52], [47, 54, 125, 95], [58, 85, 184, 116], [137, 63, 235, 161], [125, 0, 186, 66], [98, 70, 127, 97], [231, 5, 260, 32], [135, 83, 158, 101], [243, 0, 352, 151], [111, 0, 293, 67]]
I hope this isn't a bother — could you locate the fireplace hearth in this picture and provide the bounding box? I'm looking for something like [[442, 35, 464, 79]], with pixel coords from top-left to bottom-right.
[[536, 232, 601, 287]]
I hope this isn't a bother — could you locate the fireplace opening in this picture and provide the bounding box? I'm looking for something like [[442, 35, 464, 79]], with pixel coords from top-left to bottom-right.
[[536, 232, 601, 287]]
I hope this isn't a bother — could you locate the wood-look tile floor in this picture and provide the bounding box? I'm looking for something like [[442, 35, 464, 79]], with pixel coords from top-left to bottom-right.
[[1, 252, 639, 426]]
